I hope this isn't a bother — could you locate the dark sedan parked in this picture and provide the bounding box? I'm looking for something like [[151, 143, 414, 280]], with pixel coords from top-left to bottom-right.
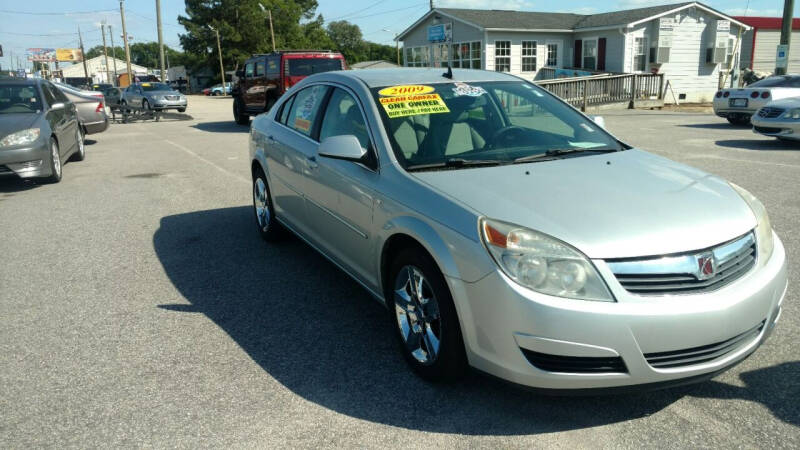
[[0, 79, 84, 183]]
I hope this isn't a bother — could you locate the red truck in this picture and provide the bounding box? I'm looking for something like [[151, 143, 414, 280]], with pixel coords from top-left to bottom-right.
[[232, 50, 347, 124]]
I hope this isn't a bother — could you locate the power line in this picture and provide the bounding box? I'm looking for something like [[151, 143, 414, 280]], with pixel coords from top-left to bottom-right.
[[327, 0, 392, 21], [0, 8, 117, 16], [346, 3, 429, 21]]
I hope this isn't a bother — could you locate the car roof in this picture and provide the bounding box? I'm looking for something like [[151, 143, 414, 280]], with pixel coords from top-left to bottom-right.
[[318, 68, 521, 88], [0, 78, 43, 86]]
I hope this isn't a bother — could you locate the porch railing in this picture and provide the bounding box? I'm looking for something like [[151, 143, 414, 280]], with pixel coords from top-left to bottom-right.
[[534, 73, 665, 110]]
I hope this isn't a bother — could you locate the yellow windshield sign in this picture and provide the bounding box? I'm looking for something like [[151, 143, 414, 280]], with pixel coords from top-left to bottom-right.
[[379, 93, 450, 119], [378, 85, 434, 97], [141, 82, 151, 87]]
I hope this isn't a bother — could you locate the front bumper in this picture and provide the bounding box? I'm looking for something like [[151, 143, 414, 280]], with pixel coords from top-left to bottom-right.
[[751, 116, 800, 140], [0, 140, 51, 178], [152, 98, 187, 110], [451, 233, 787, 391]]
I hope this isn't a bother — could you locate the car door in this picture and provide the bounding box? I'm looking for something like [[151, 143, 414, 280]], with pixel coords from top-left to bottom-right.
[[50, 83, 79, 142], [265, 84, 331, 236], [40, 83, 70, 153], [304, 86, 378, 284], [243, 61, 259, 110]]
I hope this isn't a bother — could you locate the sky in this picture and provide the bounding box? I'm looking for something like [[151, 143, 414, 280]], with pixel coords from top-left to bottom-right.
[[1, 0, 799, 70]]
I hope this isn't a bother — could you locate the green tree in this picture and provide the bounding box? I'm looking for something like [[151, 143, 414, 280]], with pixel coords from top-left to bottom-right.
[[178, 0, 321, 75], [326, 20, 366, 63]]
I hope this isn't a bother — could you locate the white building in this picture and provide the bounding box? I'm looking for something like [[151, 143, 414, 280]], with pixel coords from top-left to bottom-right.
[[61, 55, 149, 84], [397, 2, 750, 102]]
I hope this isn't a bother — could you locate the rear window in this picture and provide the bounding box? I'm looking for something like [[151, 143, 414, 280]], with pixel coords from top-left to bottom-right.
[[0, 84, 42, 113], [286, 58, 343, 76]]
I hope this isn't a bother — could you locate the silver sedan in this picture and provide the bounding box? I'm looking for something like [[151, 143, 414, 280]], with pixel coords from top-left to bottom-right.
[[752, 97, 800, 141], [248, 69, 787, 392]]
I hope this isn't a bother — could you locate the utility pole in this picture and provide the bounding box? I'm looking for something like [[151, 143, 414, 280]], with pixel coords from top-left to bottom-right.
[[101, 22, 111, 84], [120, 0, 133, 83], [109, 25, 119, 86], [776, 0, 795, 75], [258, 3, 277, 52], [156, 0, 166, 82], [78, 26, 90, 84], [209, 25, 226, 94]]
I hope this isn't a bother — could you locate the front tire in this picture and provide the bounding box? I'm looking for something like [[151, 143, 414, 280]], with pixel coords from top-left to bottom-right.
[[252, 167, 283, 241], [234, 97, 250, 125], [388, 247, 468, 381], [177, 107, 186, 113], [42, 137, 62, 183]]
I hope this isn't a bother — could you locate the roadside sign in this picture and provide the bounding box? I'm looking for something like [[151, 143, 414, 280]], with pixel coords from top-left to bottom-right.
[[56, 48, 83, 62], [427, 23, 452, 43], [776, 44, 789, 69], [26, 48, 56, 62], [16, 69, 26, 78]]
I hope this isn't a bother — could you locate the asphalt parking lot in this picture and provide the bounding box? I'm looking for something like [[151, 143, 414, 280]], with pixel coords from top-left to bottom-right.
[[1, 96, 797, 448]]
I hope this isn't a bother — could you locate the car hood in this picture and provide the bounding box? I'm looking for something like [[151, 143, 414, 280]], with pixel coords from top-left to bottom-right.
[[0, 113, 41, 139], [411, 149, 756, 259], [764, 97, 800, 109]]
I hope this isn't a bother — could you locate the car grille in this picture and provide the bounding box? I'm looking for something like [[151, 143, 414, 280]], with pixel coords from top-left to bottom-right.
[[0, 165, 12, 174], [643, 320, 765, 369], [606, 232, 756, 295], [165, 95, 179, 100], [521, 349, 628, 373], [757, 107, 784, 118], [754, 126, 783, 134]]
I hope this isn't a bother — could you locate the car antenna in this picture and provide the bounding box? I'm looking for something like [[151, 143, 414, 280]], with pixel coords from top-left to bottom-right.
[[443, 65, 453, 79]]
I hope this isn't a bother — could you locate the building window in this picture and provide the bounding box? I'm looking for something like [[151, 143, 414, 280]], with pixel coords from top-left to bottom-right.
[[634, 37, 648, 72], [521, 41, 537, 72], [494, 41, 511, 72], [546, 43, 558, 67], [449, 41, 481, 69], [406, 46, 430, 67], [433, 43, 450, 68], [583, 39, 597, 70]]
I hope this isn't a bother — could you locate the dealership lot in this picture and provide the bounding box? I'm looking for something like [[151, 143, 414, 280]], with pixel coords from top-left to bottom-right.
[[1, 96, 797, 447]]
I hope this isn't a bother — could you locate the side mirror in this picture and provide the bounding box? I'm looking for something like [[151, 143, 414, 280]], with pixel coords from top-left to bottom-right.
[[318, 135, 367, 162], [589, 115, 606, 129], [50, 102, 65, 111]]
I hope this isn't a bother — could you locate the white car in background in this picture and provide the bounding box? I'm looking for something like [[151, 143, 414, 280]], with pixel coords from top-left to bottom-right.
[[713, 75, 800, 125], [752, 98, 800, 141]]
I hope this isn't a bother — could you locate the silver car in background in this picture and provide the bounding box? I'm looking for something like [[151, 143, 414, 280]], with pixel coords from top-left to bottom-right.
[[752, 97, 800, 141], [248, 69, 787, 392], [53, 82, 109, 138], [120, 82, 187, 113], [713, 75, 800, 125]]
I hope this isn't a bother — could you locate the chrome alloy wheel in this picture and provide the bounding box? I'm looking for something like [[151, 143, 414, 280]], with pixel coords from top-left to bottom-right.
[[394, 265, 442, 365], [51, 140, 61, 178], [253, 177, 270, 232]]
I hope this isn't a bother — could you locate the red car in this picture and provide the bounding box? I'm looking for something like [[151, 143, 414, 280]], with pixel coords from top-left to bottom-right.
[[232, 50, 346, 124], [202, 87, 212, 96]]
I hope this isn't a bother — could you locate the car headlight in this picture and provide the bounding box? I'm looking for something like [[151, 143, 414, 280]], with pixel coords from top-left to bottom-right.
[[480, 218, 614, 302], [729, 183, 774, 265], [0, 128, 41, 147], [782, 108, 800, 120]]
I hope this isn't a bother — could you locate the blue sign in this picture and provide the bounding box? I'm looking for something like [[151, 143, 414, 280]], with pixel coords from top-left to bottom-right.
[[427, 23, 451, 43], [16, 69, 26, 79]]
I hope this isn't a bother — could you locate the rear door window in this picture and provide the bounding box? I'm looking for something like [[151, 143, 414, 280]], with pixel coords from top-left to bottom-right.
[[286, 85, 330, 137], [245, 62, 255, 78]]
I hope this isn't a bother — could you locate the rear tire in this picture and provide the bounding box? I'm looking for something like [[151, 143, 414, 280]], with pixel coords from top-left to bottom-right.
[[388, 247, 468, 382], [234, 97, 250, 125], [70, 127, 85, 162], [177, 107, 186, 113]]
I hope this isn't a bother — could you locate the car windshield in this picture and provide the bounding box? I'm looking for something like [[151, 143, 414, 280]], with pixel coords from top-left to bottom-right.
[[141, 82, 171, 92], [371, 81, 623, 170], [749, 76, 800, 88], [0, 84, 42, 114], [287, 58, 343, 76]]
